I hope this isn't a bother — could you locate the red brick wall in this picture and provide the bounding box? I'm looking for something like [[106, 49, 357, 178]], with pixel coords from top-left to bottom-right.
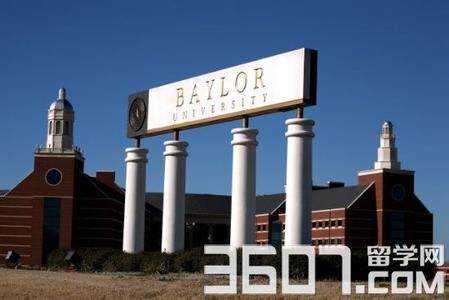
[[359, 170, 433, 246], [0, 197, 35, 265], [312, 209, 346, 245], [72, 197, 124, 249]]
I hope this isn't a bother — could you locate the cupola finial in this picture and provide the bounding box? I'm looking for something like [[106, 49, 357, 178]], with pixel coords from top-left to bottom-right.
[[58, 87, 66, 100], [374, 121, 400, 170]]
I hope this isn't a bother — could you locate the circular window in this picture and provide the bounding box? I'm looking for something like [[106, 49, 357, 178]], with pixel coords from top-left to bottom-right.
[[45, 169, 62, 186], [391, 184, 406, 202]]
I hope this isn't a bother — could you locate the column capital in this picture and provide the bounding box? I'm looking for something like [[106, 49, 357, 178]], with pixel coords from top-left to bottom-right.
[[125, 147, 148, 163], [285, 118, 315, 138], [163, 140, 189, 157], [231, 128, 259, 146]]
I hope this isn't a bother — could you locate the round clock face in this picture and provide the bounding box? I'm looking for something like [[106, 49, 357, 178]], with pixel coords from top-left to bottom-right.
[[392, 184, 406, 202], [129, 97, 146, 132], [46, 169, 62, 186]]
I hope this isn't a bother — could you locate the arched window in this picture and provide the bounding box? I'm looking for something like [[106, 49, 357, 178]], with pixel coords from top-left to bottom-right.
[[64, 121, 69, 135], [55, 121, 61, 134], [49, 121, 53, 134]]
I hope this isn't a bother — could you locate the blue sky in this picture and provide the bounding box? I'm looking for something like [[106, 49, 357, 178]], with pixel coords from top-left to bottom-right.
[[1, 1, 448, 255]]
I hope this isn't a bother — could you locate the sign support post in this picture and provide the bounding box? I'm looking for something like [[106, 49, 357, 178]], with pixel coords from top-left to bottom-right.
[[123, 146, 148, 253], [230, 125, 258, 248], [161, 137, 188, 253], [284, 114, 314, 246]]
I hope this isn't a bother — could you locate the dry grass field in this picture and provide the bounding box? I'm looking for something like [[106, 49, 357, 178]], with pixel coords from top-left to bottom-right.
[[0, 268, 447, 299]]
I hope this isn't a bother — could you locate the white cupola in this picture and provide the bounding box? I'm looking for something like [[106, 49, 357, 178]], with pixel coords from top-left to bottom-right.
[[46, 87, 75, 150], [374, 121, 401, 170]]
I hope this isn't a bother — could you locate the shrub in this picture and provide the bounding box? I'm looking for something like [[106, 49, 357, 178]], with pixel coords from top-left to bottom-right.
[[76, 248, 118, 272], [172, 248, 204, 273], [47, 246, 421, 279], [46, 248, 68, 269], [102, 252, 144, 272], [142, 252, 174, 274]]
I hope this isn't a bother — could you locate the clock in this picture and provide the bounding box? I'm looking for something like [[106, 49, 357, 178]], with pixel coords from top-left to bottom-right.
[[128, 97, 146, 132], [45, 169, 62, 186], [391, 184, 406, 202]]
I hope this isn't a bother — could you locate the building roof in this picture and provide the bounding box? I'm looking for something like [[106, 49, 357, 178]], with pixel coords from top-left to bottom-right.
[[256, 185, 369, 214], [49, 99, 74, 112], [76, 174, 125, 201], [145, 193, 231, 215], [312, 185, 368, 210], [0, 190, 8, 196], [255, 194, 285, 214], [49, 87, 74, 112], [144, 185, 369, 216]]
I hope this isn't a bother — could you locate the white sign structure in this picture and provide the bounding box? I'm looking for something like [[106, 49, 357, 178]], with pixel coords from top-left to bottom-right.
[[129, 48, 317, 137], [123, 48, 317, 257]]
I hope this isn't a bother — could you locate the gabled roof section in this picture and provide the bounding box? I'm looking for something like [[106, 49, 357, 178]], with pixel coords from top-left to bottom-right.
[[0, 171, 34, 197], [256, 194, 285, 214], [255, 185, 371, 214], [413, 194, 431, 214], [76, 174, 124, 201], [313, 185, 369, 210]]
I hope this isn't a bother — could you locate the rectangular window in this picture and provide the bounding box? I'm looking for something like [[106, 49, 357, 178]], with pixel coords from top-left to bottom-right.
[[390, 212, 405, 244], [331, 220, 336, 227], [312, 222, 316, 228], [262, 224, 267, 231], [318, 221, 322, 228], [337, 220, 343, 227], [324, 221, 329, 227], [337, 239, 342, 244], [42, 198, 61, 263]]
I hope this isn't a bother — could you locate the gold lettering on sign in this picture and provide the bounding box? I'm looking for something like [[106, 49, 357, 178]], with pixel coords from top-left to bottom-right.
[[176, 88, 184, 107], [254, 67, 265, 89], [220, 76, 229, 97], [175, 67, 267, 108], [235, 71, 247, 93], [190, 84, 200, 104], [206, 79, 215, 100]]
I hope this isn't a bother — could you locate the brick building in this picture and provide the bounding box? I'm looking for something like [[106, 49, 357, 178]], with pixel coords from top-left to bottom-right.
[[254, 121, 433, 248], [0, 89, 132, 266]]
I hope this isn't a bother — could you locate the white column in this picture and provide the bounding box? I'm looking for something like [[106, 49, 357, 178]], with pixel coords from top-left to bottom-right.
[[284, 118, 314, 246], [161, 141, 188, 253], [230, 128, 258, 248], [123, 147, 148, 253]]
